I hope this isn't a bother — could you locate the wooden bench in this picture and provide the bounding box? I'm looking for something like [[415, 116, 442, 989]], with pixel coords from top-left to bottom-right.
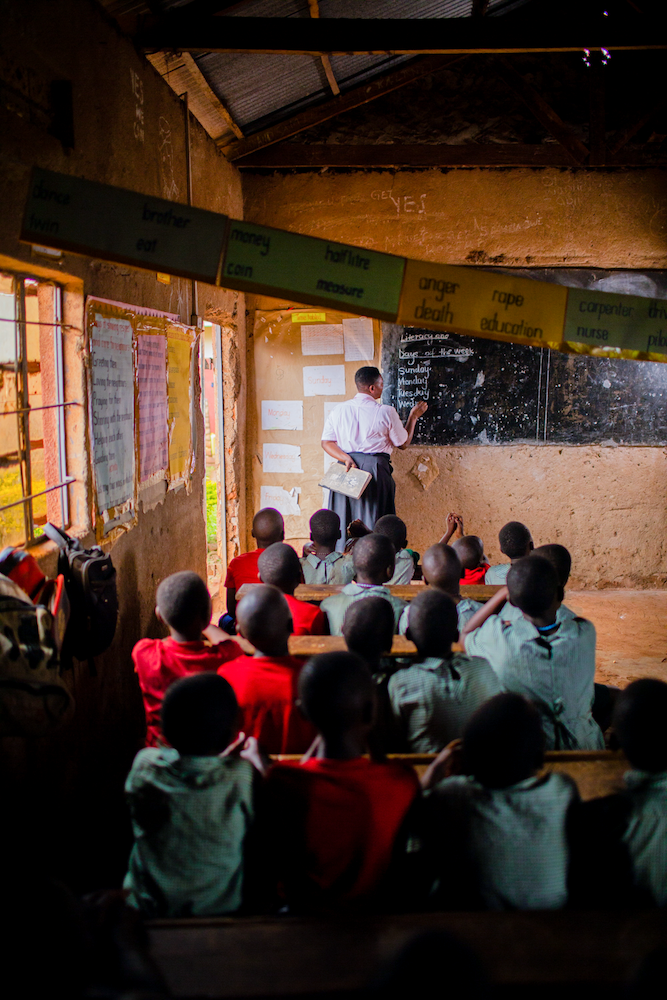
[[236, 583, 502, 604], [147, 908, 667, 997]]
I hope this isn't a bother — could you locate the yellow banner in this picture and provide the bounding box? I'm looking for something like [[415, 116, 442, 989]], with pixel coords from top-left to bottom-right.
[[167, 327, 193, 482], [397, 259, 567, 350]]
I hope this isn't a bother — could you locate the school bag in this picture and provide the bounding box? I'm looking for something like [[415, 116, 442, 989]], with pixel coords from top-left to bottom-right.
[[0, 573, 74, 736], [43, 523, 118, 667]]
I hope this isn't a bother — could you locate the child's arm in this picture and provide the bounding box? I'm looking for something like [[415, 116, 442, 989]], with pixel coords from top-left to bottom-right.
[[439, 512, 463, 545], [204, 622, 234, 644], [420, 739, 463, 790], [459, 585, 508, 647], [221, 733, 271, 777], [226, 587, 237, 620]]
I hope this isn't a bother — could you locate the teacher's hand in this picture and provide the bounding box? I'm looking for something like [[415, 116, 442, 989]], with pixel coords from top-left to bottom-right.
[[343, 454, 358, 472], [410, 400, 428, 419]]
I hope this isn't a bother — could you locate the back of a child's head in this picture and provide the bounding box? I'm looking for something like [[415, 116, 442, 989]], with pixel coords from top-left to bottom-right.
[[498, 521, 533, 559], [258, 542, 301, 593], [532, 544, 572, 588], [374, 514, 407, 551], [162, 673, 238, 755], [310, 509, 341, 548], [236, 583, 292, 648], [462, 693, 545, 789], [156, 571, 210, 631], [342, 596, 394, 664], [507, 555, 558, 616], [299, 651, 374, 737], [613, 679, 667, 773], [422, 543, 462, 592], [407, 589, 458, 655], [252, 507, 285, 546], [353, 533, 395, 581], [452, 536, 484, 571]]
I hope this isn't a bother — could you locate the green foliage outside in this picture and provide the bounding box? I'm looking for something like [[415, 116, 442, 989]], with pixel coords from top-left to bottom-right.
[[206, 480, 218, 544], [0, 466, 46, 547]]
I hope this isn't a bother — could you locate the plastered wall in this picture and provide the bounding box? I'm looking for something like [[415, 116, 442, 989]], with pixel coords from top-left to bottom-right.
[[0, 0, 244, 887], [243, 168, 667, 588]]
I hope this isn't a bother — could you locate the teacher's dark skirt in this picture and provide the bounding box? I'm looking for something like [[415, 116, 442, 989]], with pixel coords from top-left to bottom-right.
[[328, 452, 396, 551]]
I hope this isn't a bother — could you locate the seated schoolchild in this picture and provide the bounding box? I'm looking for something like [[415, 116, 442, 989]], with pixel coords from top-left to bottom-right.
[[133, 571, 240, 747], [375, 515, 415, 585], [423, 693, 579, 910], [263, 651, 420, 910], [219, 585, 316, 754], [320, 534, 406, 635], [300, 510, 354, 585], [124, 673, 264, 917], [573, 680, 667, 908], [500, 543, 574, 624], [463, 557, 604, 751], [223, 508, 284, 623], [400, 543, 482, 634], [452, 535, 490, 586], [485, 521, 533, 584], [258, 543, 328, 636], [342, 596, 397, 752], [390, 590, 500, 754]]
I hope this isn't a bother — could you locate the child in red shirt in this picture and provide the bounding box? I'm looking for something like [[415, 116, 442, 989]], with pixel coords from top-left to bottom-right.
[[133, 571, 240, 747], [452, 535, 490, 586], [219, 585, 316, 754], [262, 651, 420, 911], [224, 508, 285, 623], [258, 543, 328, 636]]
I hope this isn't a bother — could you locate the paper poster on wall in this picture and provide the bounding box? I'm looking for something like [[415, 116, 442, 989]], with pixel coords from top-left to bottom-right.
[[261, 399, 303, 430], [89, 309, 135, 511], [167, 328, 194, 482], [301, 324, 344, 356], [343, 316, 375, 361], [260, 484, 301, 516], [303, 364, 346, 397], [137, 334, 168, 481], [263, 443, 303, 474]]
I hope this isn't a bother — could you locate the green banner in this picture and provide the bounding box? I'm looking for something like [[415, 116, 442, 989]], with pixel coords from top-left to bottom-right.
[[564, 287, 667, 358], [220, 219, 406, 321]]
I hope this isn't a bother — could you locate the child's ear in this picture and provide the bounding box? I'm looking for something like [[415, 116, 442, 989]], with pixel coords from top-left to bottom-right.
[[155, 606, 165, 624], [385, 564, 393, 582], [557, 585, 565, 604]]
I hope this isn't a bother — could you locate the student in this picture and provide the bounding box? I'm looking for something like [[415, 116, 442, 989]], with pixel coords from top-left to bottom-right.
[[262, 651, 420, 910], [218, 585, 316, 754], [400, 542, 482, 634], [300, 509, 354, 585], [375, 515, 415, 585], [485, 521, 533, 584], [499, 543, 575, 624], [223, 508, 284, 623], [423, 693, 579, 910], [320, 534, 406, 635], [463, 557, 604, 751], [342, 596, 397, 752], [390, 590, 500, 753], [258, 543, 328, 636], [574, 680, 667, 907], [132, 571, 240, 747], [124, 673, 263, 917], [452, 535, 489, 586]]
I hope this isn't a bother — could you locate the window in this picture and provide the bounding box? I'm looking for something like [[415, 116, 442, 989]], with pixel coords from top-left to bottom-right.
[[0, 271, 74, 548]]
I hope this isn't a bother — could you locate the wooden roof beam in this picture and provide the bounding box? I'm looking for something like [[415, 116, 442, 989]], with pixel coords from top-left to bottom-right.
[[308, 0, 340, 97]]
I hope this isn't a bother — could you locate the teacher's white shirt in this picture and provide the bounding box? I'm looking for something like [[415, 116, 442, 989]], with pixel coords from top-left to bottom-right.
[[322, 393, 408, 454]]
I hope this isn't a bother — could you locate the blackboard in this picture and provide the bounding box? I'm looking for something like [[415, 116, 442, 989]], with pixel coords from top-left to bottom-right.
[[381, 269, 667, 447]]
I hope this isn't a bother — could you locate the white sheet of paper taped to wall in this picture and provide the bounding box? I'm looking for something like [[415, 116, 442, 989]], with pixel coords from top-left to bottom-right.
[[343, 317, 374, 362], [303, 364, 346, 397], [301, 324, 344, 356], [260, 485, 301, 517], [263, 443, 303, 474], [261, 399, 303, 430]]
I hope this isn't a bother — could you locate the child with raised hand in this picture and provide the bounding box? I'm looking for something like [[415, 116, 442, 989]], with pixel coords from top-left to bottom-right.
[[258, 543, 328, 636], [485, 521, 533, 584], [390, 589, 500, 753], [263, 651, 420, 911], [124, 673, 265, 917], [342, 596, 397, 752], [300, 509, 354, 585], [462, 556, 604, 751], [452, 535, 490, 586], [219, 585, 316, 754], [422, 693, 579, 910], [500, 544, 575, 625], [223, 508, 285, 624], [401, 542, 482, 633], [320, 533, 406, 635], [133, 571, 241, 747], [374, 515, 415, 585]]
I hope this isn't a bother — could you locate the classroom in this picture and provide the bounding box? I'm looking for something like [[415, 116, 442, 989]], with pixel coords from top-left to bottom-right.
[[1, 1, 667, 996]]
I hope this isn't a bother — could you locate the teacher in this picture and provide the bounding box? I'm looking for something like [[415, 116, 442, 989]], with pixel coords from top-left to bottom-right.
[[321, 366, 428, 546]]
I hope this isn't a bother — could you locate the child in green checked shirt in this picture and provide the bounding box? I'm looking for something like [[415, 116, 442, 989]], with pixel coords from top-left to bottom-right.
[[124, 673, 266, 918]]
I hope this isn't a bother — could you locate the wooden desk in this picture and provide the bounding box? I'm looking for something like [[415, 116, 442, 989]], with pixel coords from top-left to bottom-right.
[[236, 583, 501, 603], [288, 634, 418, 657]]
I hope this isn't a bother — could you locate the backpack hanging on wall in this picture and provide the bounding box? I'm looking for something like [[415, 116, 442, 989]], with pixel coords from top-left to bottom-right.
[[44, 523, 118, 670]]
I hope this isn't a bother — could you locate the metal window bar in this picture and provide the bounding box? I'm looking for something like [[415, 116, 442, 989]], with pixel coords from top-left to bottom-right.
[[15, 278, 33, 542], [53, 284, 69, 526]]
